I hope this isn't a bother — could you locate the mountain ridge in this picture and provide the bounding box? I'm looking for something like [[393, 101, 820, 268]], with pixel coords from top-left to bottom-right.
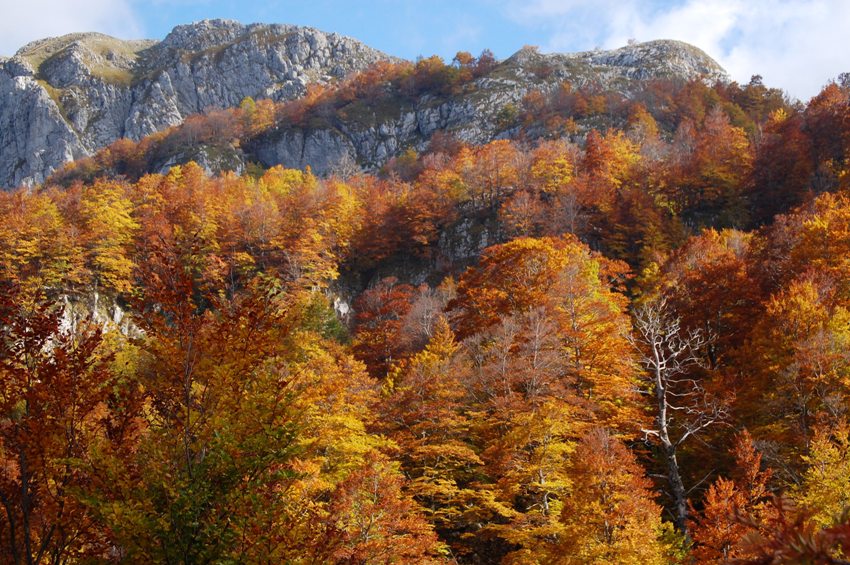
[[0, 19, 728, 188]]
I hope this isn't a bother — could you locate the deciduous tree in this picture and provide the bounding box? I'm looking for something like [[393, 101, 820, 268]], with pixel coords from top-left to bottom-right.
[[0, 290, 116, 564], [549, 428, 671, 565], [632, 297, 730, 538]]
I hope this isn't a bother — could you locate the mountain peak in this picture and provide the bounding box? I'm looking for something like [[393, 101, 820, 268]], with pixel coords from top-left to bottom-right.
[[506, 39, 728, 85], [14, 33, 154, 80], [159, 19, 254, 51], [586, 39, 728, 81], [0, 20, 391, 187]]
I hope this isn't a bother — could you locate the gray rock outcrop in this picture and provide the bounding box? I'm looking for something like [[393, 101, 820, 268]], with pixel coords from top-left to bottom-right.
[[0, 20, 391, 188], [246, 41, 729, 176]]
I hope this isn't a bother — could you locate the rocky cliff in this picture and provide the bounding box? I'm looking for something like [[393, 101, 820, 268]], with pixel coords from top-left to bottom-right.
[[247, 40, 729, 176], [0, 20, 391, 187], [0, 19, 728, 188]]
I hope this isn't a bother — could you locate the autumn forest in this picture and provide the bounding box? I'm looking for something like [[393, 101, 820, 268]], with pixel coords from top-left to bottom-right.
[[3, 54, 850, 564]]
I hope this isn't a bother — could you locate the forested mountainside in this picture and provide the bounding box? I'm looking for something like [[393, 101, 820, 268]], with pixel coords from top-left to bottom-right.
[[3, 19, 850, 565]]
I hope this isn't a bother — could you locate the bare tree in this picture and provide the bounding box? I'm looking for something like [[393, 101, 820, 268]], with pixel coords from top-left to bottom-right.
[[631, 297, 730, 539]]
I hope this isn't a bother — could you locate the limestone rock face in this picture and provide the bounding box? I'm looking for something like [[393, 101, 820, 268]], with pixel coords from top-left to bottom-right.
[[0, 20, 391, 187], [0, 21, 729, 187], [0, 71, 83, 186], [245, 40, 729, 177]]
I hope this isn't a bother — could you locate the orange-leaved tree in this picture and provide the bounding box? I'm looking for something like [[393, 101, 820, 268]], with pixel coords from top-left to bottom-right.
[[0, 288, 117, 564], [690, 430, 773, 563], [547, 428, 672, 565], [450, 235, 639, 428]]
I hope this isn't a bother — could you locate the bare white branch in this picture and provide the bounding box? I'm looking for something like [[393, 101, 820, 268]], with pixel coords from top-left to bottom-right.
[[629, 296, 728, 538]]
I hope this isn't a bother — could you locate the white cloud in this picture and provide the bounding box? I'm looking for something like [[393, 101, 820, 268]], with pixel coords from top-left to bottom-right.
[[0, 0, 143, 57], [497, 0, 850, 101]]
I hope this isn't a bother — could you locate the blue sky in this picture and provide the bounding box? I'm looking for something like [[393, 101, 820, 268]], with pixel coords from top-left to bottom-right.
[[140, 0, 514, 62], [1, 0, 849, 101]]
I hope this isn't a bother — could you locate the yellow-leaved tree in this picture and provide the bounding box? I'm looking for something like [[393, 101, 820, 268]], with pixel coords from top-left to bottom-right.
[[794, 424, 850, 529], [79, 179, 139, 293], [548, 428, 672, 565], [445, 236, 644, 560], [0, 190, 81, 299]]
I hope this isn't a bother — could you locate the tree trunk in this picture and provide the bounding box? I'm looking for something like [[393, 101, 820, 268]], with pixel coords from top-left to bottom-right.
[[665, 445, 690, 541]]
